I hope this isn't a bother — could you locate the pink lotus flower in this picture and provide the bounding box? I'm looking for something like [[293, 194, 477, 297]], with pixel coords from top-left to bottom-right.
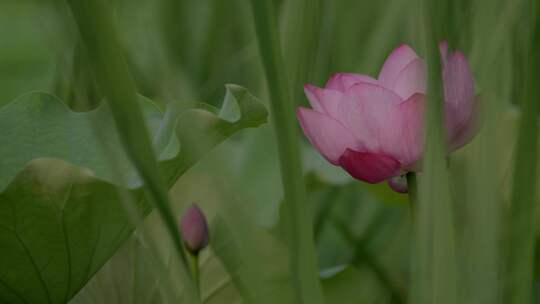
[[296, 42, 478, 193]]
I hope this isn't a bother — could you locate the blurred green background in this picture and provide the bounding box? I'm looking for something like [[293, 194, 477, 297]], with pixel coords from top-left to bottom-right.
[[0, 0, 539, 303]]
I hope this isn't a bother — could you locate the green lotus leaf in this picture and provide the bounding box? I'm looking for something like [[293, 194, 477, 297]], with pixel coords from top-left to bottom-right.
[[0, 84, 267, 304]]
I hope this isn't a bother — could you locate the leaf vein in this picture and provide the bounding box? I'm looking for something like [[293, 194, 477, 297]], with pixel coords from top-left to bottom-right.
[[13, 232, 53, 304], [0, 277, 31, 304], [61, 182, 74, 303]]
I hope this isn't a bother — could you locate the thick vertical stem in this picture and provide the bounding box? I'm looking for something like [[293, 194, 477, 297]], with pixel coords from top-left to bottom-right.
[[64, 0, 199, 302], [506, 2, 540, 303], [282, 0, 322, 105], [406, 172, 418, 213], [410, 1, 457, 303], [248, 1, 324, 303]]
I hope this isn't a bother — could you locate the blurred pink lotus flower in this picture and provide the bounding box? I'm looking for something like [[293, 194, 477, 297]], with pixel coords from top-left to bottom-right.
[[296, 42, 478, 193]]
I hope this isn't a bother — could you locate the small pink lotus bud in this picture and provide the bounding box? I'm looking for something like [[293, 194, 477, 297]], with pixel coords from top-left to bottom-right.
[[180, 204, 209, 255], [388, 175, 408, 193]]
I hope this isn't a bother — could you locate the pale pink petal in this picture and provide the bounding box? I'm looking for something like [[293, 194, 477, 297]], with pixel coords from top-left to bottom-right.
[[397, 93, 425, 169], [443, 50, 475, 144], [338, 82, 403, 154], [378, 44, 420, 89], [392, 58, 427, 99], [444, 51, 474, 108], [439, 41, 449, 68], [338, 149, 401, 183], [303, 84, 343, 119], [388, 175, 408, 193], [325, 73, 378, 92], [448, 95, 482, 151], [296, 107, 359, 165], [339, 86, 425, 167], [304, 84, 326, 113]]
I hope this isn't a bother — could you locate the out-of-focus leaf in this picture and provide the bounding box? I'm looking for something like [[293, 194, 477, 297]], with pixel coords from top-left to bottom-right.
[[73, 202, 294, 304], [322, 266, 364, 304], [451, 107, 540, 202], [0, 85, 267, 304], [0, 159, 149, 304], [0, 1, 56, 106], [69, 230, 241, 304], [321, 266, 386, 304], [0, 85, 267, 191], [69, 235, 167, 304], [0, 92, 162, 192], [210, 215, 296, 304]]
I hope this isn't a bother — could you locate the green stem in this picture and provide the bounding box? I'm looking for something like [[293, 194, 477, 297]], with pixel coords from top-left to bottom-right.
[[248, 1, 324, 303], [406, 172, 417, 215], [64, 1, 199, 302], [409, 1, 457, 303], [189, 254, 201, 297], [282, 0, 322, 105], [406, 172, 418, 221], [505, 3, 540, 303]]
